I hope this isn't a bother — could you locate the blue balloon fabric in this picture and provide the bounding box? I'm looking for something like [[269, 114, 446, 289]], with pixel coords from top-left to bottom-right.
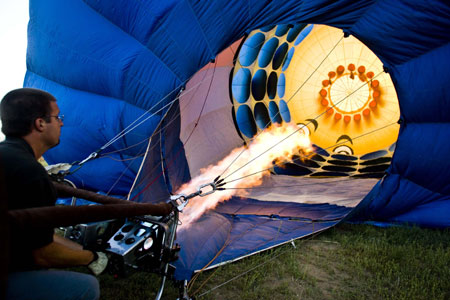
[[25, 0, 450, 280]]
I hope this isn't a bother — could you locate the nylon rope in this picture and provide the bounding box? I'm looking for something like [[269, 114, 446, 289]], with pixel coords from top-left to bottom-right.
[[194, 225, 326, 298], [219, 119, 394, 187], [125, 29, 280, 198], [187, 217, 275, 292], [101, 85, 187, 197], [220, 70, 383, 183], [128, 61, 217, 199], [191, 219, 285, 296], [80, 27, 273, 164], [102, 81, 194, 151], [99, 57, 215, 158], [105, 140, 150, 196], [223, 177, 354, 190], [181, 60, 218, 145], [218, 35, 344, 180]]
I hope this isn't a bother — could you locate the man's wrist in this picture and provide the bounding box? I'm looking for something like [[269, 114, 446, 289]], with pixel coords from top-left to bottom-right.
[[89, 250, 98, 265]]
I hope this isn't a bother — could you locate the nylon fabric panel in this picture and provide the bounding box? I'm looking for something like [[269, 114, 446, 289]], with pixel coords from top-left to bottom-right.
[[290, 0, 373, 28], [28, 0, 140, 99], [161, 100, 191, 192], [201, 215, 337, 276], [174, 212, 339, 280], [179, 66, 243, 177], [390, 43, 450, 123], [173, 212, 232, 280], [391, 123, 450, 195], [24, 72, 159, 158], [121, 49, 181, 109], [214, 197, 353, 221], [83, 0, 180, 43], [348, 0, 450, 66], [368, 175, 446, 220], [143, 1, 214, 80], [29, 0, 179, 108], [129, 128, 171, 203], [388, 197, 450, 227]]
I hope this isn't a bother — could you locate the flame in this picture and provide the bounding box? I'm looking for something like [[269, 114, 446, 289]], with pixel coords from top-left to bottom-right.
[[177, 123, 312, 228]]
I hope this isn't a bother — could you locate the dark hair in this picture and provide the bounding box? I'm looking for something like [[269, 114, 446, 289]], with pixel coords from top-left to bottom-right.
[[0, 88, 56, 137]]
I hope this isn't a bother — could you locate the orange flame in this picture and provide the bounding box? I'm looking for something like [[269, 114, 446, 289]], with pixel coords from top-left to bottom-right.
[[177, 123, 312, 228]]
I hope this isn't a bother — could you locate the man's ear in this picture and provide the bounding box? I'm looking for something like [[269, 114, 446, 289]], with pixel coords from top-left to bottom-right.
[[34, 118, 46, 132]]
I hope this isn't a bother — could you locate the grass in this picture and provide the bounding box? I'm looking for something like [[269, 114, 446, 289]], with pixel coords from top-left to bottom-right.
[[95, 223, 450, 300]]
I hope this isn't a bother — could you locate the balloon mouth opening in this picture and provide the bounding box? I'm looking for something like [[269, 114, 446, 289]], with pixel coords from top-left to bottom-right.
[[230, 24, 400, 179]]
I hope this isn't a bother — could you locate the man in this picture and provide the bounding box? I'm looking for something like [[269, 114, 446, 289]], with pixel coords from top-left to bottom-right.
[[0, 88, 102, 300]]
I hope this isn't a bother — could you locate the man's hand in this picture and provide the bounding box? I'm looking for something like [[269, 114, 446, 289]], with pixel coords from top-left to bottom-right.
[[88, 251, 108, 276], [32, 239, 94, 268]]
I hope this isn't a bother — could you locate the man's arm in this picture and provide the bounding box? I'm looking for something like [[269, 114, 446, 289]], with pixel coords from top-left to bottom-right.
[[53, 234, 83, 250], [32, 236, 94, 268]]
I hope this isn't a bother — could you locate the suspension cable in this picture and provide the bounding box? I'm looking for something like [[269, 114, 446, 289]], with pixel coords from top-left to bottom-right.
[[102, 28, 270, 154], [219, 119, 394, 187], [222, 177, 354, 190], [70, 68, 217, 173], [218, 35, 344, 180], [75, 26, 277, 169], [102, 81, 194, 151], [194, 225, 325, 298], [128, 62, 218, 196], [220, 70, 383, 183], [182, 60, 217, 145], [126, 29, 279, 196]]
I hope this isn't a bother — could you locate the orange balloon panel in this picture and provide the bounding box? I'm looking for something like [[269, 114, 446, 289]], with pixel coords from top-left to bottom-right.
[[285, 25, 399, 155]]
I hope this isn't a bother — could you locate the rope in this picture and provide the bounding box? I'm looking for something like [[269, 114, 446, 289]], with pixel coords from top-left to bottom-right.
[[191, 216, 282, 297], [105, 142, 150, 196], [194, 228, 325, 298], [101, 85, 182, 151], [220, 70, 383, 183], [74, 24, 278, 172], [98, 139, 149, 156], [222, 177, 354, 190], [187, 217, 275, 292], [125, 30, 281, 196], [218, 35, 344, 181], [126, 28, 277, 197], [127, 62, 217, 198], [219, 119, 395, 187], [100, 154, 145, 162], [182, 60, 217, 145]]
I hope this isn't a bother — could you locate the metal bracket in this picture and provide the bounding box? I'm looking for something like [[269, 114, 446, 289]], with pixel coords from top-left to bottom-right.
[[169, 181, 217, 212], [170, 194, 189, 212], [198, 182, 216, 197], [79, 151, 99, 166]]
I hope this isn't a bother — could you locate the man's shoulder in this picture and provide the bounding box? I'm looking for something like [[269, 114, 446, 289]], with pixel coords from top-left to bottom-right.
[[0, 139, 47, 180], [0, 138, 31, 158]]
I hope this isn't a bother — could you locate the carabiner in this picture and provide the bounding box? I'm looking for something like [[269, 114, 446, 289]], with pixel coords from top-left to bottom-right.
[[198, 182, 216, 197], [170, 194, 189, 212]]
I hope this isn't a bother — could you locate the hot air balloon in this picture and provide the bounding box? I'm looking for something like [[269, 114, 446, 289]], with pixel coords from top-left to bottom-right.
[[25, 0, 450, 282]]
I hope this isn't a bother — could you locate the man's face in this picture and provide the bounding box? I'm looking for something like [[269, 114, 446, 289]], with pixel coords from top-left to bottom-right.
[[42, 101, 63, 148]]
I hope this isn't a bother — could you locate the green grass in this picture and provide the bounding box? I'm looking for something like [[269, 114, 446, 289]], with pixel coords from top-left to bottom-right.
[[95, 224, 450, 300]]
